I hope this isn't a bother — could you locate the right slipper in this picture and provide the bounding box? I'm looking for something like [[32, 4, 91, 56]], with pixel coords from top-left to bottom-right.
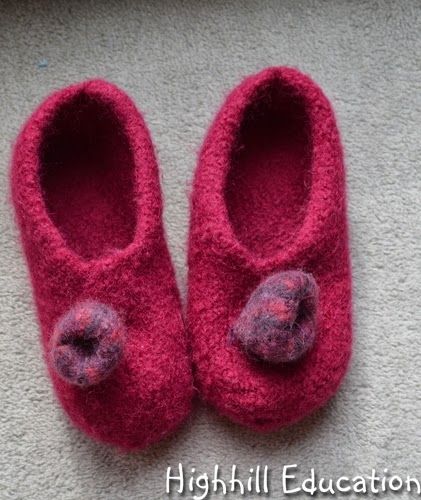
[[11, 80, 193, 450], [188, 67, 352, 431]]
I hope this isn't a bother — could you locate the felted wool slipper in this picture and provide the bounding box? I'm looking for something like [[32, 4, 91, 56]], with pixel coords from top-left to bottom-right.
[[11, 80, 193, 450], [188, 67, 352, 431]]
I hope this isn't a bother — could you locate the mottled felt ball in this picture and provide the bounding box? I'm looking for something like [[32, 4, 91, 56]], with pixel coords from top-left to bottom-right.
[[51, 301, 125, 387], [229, 271, 318, 364]]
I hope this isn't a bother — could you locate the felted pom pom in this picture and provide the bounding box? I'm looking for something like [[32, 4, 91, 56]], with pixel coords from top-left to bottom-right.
[[229, 271, 318, 364], [50, 301, 125, 387]]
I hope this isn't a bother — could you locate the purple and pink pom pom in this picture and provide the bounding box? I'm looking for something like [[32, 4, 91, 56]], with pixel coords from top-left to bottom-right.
[[50, 301, 125, 387], [229, 270, 318, 364]]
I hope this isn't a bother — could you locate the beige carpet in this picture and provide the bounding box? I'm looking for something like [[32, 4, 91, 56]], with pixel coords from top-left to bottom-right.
[[0, 0, 420, 498]]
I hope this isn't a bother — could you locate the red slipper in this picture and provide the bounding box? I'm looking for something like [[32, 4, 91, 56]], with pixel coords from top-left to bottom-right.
[[11, 80, 193, 450], [188, 67, 352, 431]]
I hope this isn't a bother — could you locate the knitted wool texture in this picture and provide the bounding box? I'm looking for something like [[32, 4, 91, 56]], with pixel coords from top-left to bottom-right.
[[188, 67, 352, 431], [228, 270, 318, 364], [11, 80, 193, 450]]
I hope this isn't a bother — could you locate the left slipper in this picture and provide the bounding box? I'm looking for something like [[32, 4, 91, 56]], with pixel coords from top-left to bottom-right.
[[11, 80, 193, 450]]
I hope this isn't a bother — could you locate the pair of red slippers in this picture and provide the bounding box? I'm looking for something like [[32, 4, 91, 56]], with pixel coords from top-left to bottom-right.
[[11, 67, 352, 451]]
